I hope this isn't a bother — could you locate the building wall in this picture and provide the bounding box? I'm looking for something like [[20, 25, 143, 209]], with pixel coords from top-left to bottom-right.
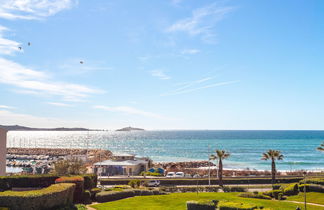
[[0, 128, 7, 176]]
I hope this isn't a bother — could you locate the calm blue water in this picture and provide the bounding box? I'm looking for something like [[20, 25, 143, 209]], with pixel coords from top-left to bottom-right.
[[7, 130, 324, 171]]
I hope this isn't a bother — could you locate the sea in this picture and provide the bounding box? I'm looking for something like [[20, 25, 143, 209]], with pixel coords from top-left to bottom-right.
[[6, 130, 324, 171]]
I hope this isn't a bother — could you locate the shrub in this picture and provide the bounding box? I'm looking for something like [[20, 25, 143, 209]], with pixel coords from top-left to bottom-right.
[[90, 187, 101, 200], [95, 190, 135, 203], [56, 176, 84, 203], [263, 189, 282, 200], [283, 183, 299, 196], [186, 200, 217, 210], [128, 179, 141, 188], [0, 174, 59, 189], [298, 184, 310, 192], [82, 190, 91, 204], [0, 183, 75, 210], [223, 186, 247, 192], [140, 171, 163, 176], [300, 178, 324, 186], [218, 201, 258, 210], [272, 184, 281, 190], [298, 184, 324, 193], [238, 192, 271, 200], [82, 174, 97, 190]]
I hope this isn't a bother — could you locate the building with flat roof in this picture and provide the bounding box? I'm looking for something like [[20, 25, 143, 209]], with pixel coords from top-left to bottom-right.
[[0, 128, 7, 176], [93, 153, 149, 176]]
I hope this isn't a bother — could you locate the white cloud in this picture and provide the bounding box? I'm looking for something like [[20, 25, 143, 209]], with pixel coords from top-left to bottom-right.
[[162, 76, 238, 96], [0, 25, 21, 55], [150, 70, 171, 80], [0, 105, 15, 109], [181, 49, 200, 55], [0, 109, 81, 128], [167, 2, 234, 42], [47, 102, 73, 107], [0, 0, 77, 20], [0, 58, 102, 101], [93, 105, 167, 119]]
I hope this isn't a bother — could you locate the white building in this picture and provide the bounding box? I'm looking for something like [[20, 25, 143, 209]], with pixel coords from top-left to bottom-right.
[[93, 153, 149, 176], [0, 128, 7, 176]]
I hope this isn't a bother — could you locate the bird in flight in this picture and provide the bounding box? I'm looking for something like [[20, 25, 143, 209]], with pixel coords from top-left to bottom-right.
[[80, 61, 84, 64], [28, 42, 31, 46], [18, 46, 22, 50]]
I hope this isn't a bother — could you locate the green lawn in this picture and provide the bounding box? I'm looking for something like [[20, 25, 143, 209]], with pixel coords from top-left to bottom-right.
[[91, 192, 324, 210], [287, 192, 324, 205]]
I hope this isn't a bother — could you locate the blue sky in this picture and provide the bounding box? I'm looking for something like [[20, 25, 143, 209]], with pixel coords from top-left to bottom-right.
[[0, 0, 324, 130]]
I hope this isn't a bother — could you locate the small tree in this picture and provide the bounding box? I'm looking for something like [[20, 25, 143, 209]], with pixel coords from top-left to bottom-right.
[[210, 150, 230, 187], [261, 150, 284, 185], [54, 157, 87, 175]]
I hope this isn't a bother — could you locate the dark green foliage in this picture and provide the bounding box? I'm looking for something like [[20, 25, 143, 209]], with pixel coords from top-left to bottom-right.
[[300, 178, 324, 186], [218, 201, 258, 210], [186, 200, 217, 210], [140, 171, 163, 176], [283, 183, 299, 196], [263, 189, 283, 200], [55, 176, 84, 203], [223, 186, 247, 192], [128, 179, 141, 188], [272, 184, 281, 190], [298, 184, 324, 193], [0, 183, 75, 210], [82, 190, 91, 204], [82, 174, 97, 190], [0, 174, 59, 189], [90, 188, 101, 200], [95, 189, 166, 203], [238, 192, 271, 200]]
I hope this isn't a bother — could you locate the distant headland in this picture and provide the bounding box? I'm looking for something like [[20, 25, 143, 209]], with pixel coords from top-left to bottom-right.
[[0, 125, 97, 131], [116, 126, 145, 131]]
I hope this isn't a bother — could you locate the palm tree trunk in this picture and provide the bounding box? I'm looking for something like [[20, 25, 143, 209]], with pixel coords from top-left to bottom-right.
[[271, 159, 276, 185], [219, 159, 223, 187]]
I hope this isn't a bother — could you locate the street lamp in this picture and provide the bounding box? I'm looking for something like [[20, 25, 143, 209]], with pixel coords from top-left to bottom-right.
[[303, 171, 307, 210]]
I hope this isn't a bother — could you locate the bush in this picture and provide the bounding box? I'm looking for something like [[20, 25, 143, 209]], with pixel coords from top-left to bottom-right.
[[0, 183, 75, 210], [272, 184, 281, 190], [90, 187, 101, 200], [263, 189, 283, 200], [218, 201, 258, 210], [82, 190, 91, 204], [300, 178, 324, 186], [128, 179, 141, 188], [56, 176, 84, 203], [95, 190, 135, 203], [140, 171, 163, 176], [283, 183, 299, 196], [0, 174, 59, 189], [223, 186, 247, 192], [82, 174, 97, 190], [161, 186, 220, 193], [298, 184, 324, 193], [186, 200, 217, 210], [238, 192, 271, 200]]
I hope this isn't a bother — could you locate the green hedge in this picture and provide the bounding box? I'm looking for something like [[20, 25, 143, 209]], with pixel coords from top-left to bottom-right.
[[223, 186, 247, 192], [55, 176, 84, 203], [161, 186, 220, 193], [186, 200, 217, 210], [300, 178, 324, 186], [272, 184, 281, 190], [298, 184, 324, 193], [95, 189, 166, 203], [82, 174, 97, 190], [218, 201, 258, 210], [283, 183, 299, 196], [0, 183, 75, 210], [263, 189, 284, 200], [238, 192, 271, 200]]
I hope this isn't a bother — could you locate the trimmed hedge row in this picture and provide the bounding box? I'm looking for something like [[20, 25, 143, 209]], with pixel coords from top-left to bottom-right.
[[55, 176, 84, 203], [95, 189, 166, 203], [238, 192, 271, 200], [0, 183, 75, 210], [298, 184, 324, 193], [0, 174, 97, 192], [186, 200, 217, 210], [283, 183, 299, 196], [223, 186, 247, 192], [100, 177, 303, 186], [300, 178, 324, 186], [162, 186, 220, 193]]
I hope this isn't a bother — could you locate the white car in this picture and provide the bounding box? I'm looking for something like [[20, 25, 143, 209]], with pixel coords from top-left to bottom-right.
[[175, 172, 185, 178], [147, 180, 160, 187], [166, 172, 175, 178]]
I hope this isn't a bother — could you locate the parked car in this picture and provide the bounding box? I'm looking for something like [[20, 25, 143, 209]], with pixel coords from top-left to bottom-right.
[[193, 174, 201, 178], [175, 172, 185, 177], [166, 172, 175, 178], [147, 180, 160, 187]]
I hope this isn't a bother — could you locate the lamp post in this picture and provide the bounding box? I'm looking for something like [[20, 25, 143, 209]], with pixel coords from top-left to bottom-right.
[[303, 171, 307, 210], [208, 145, 211, 186]]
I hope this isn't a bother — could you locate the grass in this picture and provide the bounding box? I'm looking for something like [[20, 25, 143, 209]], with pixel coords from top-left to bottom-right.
[[91, 192, 324, 210], [287, 192, 324, 205]]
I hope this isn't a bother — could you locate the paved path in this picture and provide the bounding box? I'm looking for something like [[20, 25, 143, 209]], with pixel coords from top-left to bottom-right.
[[283, 200, 324, 208]]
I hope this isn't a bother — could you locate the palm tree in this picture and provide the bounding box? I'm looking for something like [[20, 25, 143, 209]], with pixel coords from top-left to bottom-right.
[[317, 142, 324, 151], [210, 150, 230, 187], [261, 150, 284, 185]]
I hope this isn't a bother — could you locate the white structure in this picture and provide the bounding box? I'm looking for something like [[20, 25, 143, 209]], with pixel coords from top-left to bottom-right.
[[0, 128, 7, 176], [93, 153, 149, 176]]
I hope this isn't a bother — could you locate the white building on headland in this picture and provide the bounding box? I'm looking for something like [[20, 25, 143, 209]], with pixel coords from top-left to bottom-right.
[[0, 128, 7, 176], [93, 153, 149, 176]]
